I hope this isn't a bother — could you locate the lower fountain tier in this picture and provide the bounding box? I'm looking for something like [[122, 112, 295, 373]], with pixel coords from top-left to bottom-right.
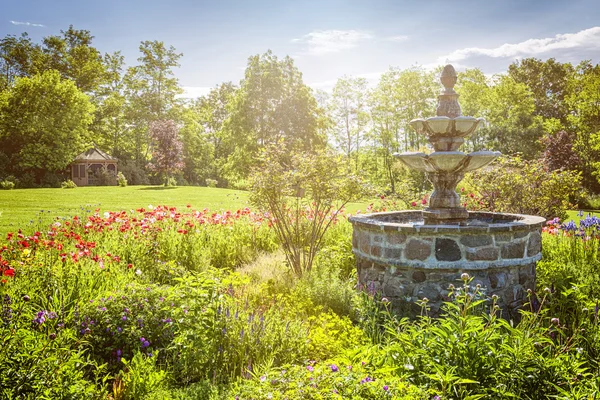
[[348, 211, 545, 318]]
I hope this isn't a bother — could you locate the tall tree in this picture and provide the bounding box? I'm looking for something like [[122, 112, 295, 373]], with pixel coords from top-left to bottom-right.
[[224, 50, 326, 182], [329, 76, 369, 172], [508, 58, 574, 122], [0, 33, 42, 90], [40, 26, 106, 93], [567, 61, 600, 190], [124, 41, 183, 165], [0, 70, 94, 179], [148, 120, 184, 185]]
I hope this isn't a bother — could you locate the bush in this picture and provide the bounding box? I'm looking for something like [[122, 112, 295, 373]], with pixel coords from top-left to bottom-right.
[[464, 156, 583, 220], [92, 166, 117, 186], [165, 176, 177, 187], [118, 160, 150, 185], [0, 180, 15, 190], [205, 178, 218, 188], [117, 171, 127, 187], [61, 179, 77, 189], [250, 145, 368, 276]]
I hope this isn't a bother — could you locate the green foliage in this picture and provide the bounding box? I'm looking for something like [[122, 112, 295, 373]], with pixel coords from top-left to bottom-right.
[[119, 352, 170, 400], [228, 361, 427, 399], [117, 171, 127, 187], [205, 178, 218, 188], [250, 145, 367, 276], [0, 70, 94, 178], [0, 180, 15, 190], [465, 156, 583, 220], [61, 179, 77, 189]]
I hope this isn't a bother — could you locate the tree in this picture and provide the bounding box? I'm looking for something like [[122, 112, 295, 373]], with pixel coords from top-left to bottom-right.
[[124, 41, 183, 165], [148, 120, 184, 185], [480, 75, 543, 159], [40, 26, 106, 93], [508, 58, 574, 122], [566, 61, 600, 190], [0, 70, 94, 180], [0, 33, 42, 90], [224, 50, 326, 183], [329, 76, 369, 172]]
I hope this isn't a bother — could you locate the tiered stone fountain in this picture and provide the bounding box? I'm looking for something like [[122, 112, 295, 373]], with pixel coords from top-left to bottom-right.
[[349, 65, 544, 318]]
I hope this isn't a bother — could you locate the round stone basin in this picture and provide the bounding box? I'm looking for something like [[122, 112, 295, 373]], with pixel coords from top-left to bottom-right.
[[349, 211, 545, 318]]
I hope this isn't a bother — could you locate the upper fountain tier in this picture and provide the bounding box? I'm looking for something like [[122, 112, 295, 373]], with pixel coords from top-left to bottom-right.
[[409, 64, 485, 151]]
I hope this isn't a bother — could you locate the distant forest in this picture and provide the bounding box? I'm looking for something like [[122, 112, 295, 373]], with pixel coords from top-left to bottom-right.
[[0, 26, 599, 192]]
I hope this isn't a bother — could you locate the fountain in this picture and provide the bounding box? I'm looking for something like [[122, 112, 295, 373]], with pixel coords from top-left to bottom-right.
[[349, 65, 544, 318]]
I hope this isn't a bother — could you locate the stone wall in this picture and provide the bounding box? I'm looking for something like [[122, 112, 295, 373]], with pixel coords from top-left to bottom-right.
[[349, 211, 545, 318]]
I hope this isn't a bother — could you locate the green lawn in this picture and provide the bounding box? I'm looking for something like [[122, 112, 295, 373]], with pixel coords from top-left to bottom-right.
[[0, 186, 370, 237], [0, 186, 253, 236]]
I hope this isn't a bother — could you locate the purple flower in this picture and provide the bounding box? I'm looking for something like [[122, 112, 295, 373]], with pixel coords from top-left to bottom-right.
[[306, 365, 314, 372], [330, 364, 339, 372], [117, 326, 122, 333], [116, 349, 122, 356], [383, 385, 389, 391], [122, 316, 127, 321]]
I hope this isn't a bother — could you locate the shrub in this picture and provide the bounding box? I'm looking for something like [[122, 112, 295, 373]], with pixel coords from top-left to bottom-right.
[[250, 145, 368, 276], [117, 171, 128, 187], [464, 156, 583, 220], [92, 166, 117, 186], [0, 180, 14, 190], [165, 176, 177, 187], [61, 179, 77, 189], [205, 178, 218, 188]]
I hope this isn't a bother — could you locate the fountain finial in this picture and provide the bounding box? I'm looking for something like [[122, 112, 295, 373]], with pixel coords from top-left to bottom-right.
[[436, 64, 461, 118]]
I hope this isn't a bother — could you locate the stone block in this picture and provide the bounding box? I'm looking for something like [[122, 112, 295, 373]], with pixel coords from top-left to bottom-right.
[[527, 232, 542, 256], [383, 276, 408, 297], [466, 247, 499, 261], [513, 231, 529, 239], [435, 238, 462, 261], [494, 233, 512, 243], [370, 245, 382, 258], [384, 247, 402, 259], [406, 239, 431, 260], [373, 234, 384, 243], [460, 235, 493, 248], [359, 232, 371, 254], [416, 283, 442, 301], [501, 241, 526, 259], [412, 270, 426, 283], [388, 233, 407, 246], [489, 272, 506, 289]]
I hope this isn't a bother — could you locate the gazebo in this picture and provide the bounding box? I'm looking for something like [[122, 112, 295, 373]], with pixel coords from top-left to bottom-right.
[[70, 147, 118, 186]]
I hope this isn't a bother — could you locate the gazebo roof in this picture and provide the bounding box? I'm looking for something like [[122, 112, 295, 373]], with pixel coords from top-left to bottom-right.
[[73, 147, 117, 162]]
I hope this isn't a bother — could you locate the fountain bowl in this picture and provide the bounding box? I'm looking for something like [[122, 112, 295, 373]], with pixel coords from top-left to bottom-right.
[[349, 210, 544, 318]]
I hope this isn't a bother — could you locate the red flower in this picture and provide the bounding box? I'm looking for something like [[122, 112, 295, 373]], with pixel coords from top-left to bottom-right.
[[3, 268, 15, 277], [411, 201, 417, 207], [421, 198, 428, 205]]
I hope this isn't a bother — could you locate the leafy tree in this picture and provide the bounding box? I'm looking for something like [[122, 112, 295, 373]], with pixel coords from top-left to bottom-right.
[[124, 41, 183, 165], [179, 104, 214, 185], [540, 130, 581, 172], [508, 58, 574, 122], [480, 75, 543, 158], [566, 61, 600, 190], [148, 120, 184, 185], [0, 70, 94, 180], [329, 76, 369, 172], [224, 51, 326, 183], [40, 26, 106, 93], [0, 33, 42, 90], [89, 51, 130, 158]]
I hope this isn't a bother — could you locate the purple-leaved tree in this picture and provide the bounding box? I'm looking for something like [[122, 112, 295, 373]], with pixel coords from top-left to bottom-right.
[[149, 119, 184, 186]]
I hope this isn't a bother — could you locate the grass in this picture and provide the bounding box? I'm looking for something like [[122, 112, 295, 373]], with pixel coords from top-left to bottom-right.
[[0, 186, 251, 236], [0, 186, 370, 237]]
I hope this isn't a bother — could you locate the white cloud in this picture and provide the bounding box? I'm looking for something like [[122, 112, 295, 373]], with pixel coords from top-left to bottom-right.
[[385, 35, 409, 42], [177, 86, 212, 99], [10, 20, 45, 27], [292, 29, 373, 56], [438, 26, 600, 65]]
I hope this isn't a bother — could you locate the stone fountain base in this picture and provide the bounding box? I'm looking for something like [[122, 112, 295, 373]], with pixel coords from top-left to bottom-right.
[[349, 211, 545, 318]]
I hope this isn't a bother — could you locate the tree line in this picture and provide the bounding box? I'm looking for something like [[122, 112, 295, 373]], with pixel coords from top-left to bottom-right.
[[1, 26, 599, 192]]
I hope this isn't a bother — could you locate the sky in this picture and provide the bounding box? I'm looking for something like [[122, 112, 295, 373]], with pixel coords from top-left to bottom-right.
[[3, 0, 600, 98]]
